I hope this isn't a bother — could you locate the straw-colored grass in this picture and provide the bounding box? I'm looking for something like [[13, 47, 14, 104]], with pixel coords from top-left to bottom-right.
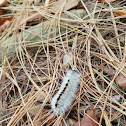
[[0, 0, 126, 125]]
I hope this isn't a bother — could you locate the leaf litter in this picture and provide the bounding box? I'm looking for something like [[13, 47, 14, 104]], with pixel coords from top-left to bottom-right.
[[0, 0, 126, 125]]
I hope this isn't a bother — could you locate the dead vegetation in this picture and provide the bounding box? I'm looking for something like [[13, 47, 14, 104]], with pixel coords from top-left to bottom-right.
[[0, 0, 126, 125]]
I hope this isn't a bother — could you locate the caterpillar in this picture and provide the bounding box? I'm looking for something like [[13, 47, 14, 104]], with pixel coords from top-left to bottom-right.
[[51, 70, 80, 115]]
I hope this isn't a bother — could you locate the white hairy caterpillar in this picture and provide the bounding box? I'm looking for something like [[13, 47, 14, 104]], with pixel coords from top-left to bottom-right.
[[51, 70, 80, 115]]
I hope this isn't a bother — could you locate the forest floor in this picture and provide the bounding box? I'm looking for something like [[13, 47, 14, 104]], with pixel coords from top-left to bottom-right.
[[0, 0, 126, 126]]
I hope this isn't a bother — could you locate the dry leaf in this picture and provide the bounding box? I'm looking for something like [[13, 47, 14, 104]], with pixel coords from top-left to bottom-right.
[[123, 102, 126, 108], [102, 66, 116, 76], [0, 17, 13, 25], [113, 10, 126, 18], [14, 12, 43, 25], [0, 2, 13, 34], [5, 0, 79, 26], [115, 74, 126, 89], [111, 95, 120, 102], [51, 0, 79, 12], [0, 9, 3, 15], [0, 17, 13, 34], [63, 52, 73, 65], [73, 109, 99, 126], [0, 0, 8, 6], [98, 0, 105, 2]]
